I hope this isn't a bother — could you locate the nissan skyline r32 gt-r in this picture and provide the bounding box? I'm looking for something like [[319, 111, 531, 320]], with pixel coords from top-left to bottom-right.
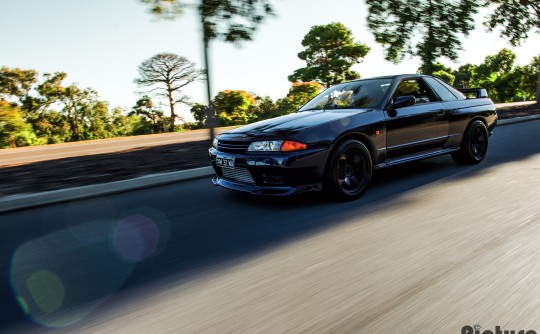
[[208, 74, 497, 200]]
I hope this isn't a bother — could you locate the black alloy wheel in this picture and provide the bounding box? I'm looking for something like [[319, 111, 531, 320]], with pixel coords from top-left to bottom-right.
[[324, 139, 372, 200], [452, 120, 488, 164]]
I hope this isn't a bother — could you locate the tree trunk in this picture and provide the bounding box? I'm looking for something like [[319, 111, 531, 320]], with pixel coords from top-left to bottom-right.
[[167, 84, 175, 132], [9, 135, 16, 148]]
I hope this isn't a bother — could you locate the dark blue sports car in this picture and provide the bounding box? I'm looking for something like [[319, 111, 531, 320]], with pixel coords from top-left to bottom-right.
[[209, 74, 497, 200]]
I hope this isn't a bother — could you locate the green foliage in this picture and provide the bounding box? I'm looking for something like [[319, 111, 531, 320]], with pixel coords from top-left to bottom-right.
[[454, 64, 477, 88], [131, 95, 167, 133], [248, 96, 279, 121], [0, 67, 155, 147], [454, 49, 537, 102], [521, 56, 540, 101], [0, 67, 37, 102], [129, 116, 154, 136], [140, 0, 274, 43], [286, 81, 325, 109], [14, 128, 42, 147], [108, 107, 136, 137], [485, 0, 540, 46], [0, 101, 33, 148], [134, 53, 204, 131], [484, 0, 540, 101], [61, 85, 100, 141], [366, 0, 478, 73], [432, 70, 455, 85], [246, 82, 324, 122], [248, 96, 293, 121], [473, 49, 518, 102], [189, 103, 208, 129], [214, 90, 257, 126], [289, 22, 370, 87]]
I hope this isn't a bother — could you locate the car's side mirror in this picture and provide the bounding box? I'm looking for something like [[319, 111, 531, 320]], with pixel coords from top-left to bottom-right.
[[390, 95, 416, 110]]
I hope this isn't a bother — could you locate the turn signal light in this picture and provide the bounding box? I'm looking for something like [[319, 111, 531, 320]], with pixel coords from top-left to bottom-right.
[[280, 140, 307, 151]]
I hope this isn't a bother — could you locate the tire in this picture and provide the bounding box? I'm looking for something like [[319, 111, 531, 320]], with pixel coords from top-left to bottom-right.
[[451, 120, 489, 165], [323, 139, 373, 201]]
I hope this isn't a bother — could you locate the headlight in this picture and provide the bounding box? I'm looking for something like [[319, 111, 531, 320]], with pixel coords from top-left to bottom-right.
[[248, 140, 283, 152], [247, 140, 307, 152], [212, 137, 219, 149]]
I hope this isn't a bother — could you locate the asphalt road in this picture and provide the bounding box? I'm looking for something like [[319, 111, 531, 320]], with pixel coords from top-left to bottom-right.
[[0, 128, 230, 167], [0, 120, 539, 333]]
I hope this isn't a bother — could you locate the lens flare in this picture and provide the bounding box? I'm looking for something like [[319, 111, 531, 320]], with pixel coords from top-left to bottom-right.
[[10, 217, 135, 328], [111, 207, 171, 262], [112, 215, 160, 262], [26, 270, 65, 314]]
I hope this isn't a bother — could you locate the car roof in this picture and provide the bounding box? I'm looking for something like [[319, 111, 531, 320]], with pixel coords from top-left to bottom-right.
[[350, 74, 429, 82]]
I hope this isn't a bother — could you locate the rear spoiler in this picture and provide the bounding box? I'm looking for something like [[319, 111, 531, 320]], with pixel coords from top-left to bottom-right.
[[459, 88, 489, 99]]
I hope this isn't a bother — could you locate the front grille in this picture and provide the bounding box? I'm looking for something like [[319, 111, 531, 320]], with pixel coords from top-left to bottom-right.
[[217, 140, 250, 153], [221, 167, 255, 185]]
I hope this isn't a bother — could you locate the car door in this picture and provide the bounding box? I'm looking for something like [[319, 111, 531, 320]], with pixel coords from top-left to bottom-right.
[[385, 78, 449, 160]]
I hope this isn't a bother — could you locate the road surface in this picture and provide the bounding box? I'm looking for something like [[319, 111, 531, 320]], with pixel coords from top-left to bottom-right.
[[0, 120, 539, 333], [0, 128, 231, 167]]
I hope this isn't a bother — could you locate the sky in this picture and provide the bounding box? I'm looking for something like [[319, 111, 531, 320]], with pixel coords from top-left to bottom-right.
[[1, 0, 538, 121]]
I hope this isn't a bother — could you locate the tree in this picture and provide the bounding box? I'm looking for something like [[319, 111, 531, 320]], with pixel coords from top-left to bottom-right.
[[20, 71, 112, 142], [213, 90, 257, 126], [288, 22, 370, 87], [110, 107, 140, 137], [366, 0, 478, 74], [470, 49, 532, 102], [131, 95, 166, 133], [0, 67, 37, 103], [140, 0, 274, 140], [285, 81, 324, 109], [248, 96, 280, 121], [521, 56, 540, 101], [60, 85, 99, 141], [190, 103, 208, 129], [141, 0, 273, 42], [0, 100, 35, 148], [134, 53, 205, 132], [418, 62, 456, 85], [454, 63, 477, 88], [22, 72, 67, 118], [485, 0, 540, 102]]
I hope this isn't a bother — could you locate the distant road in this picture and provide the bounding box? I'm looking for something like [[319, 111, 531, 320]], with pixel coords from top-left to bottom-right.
[[0, 101, 534, 167], [0, 128, 231, 167], [494, 100, 536, 109]]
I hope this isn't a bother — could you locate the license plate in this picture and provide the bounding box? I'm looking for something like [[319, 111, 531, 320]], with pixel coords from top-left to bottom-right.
[[216, 155, 235, 169]]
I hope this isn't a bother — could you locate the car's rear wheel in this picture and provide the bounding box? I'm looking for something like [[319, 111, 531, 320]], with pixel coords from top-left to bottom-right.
[[451, 120, 488, 165], [324, 140, 372, 201]]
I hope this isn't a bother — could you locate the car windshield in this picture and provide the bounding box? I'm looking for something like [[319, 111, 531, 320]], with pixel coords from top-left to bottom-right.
[[299, 78, 392, 111]]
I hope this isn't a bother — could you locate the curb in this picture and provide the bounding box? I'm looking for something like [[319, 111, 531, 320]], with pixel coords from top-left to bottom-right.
[[0, 166, 215, 214], [496, 114, 540, 126], [1, 114, 538, 214]]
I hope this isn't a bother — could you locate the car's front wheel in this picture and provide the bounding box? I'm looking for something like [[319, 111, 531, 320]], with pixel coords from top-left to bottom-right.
[[451, 120, 489, 165], [324, 139, 373, 201]]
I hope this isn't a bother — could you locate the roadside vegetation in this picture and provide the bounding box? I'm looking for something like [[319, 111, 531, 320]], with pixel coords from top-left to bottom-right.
[[1, 0, 539, 149]]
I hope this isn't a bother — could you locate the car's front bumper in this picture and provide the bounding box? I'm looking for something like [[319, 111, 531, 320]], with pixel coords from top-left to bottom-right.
[[208, 147, 330, 196], [211, 176, 322, 195]]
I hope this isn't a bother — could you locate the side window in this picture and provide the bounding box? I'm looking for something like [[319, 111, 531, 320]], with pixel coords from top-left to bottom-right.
[[435, 78, 466, 100], [424, 77, 458, 101], [392, 79, 436, 104]]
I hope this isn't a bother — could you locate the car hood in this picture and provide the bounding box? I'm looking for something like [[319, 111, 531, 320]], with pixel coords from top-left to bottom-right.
[[222, 109, 368, 139]]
